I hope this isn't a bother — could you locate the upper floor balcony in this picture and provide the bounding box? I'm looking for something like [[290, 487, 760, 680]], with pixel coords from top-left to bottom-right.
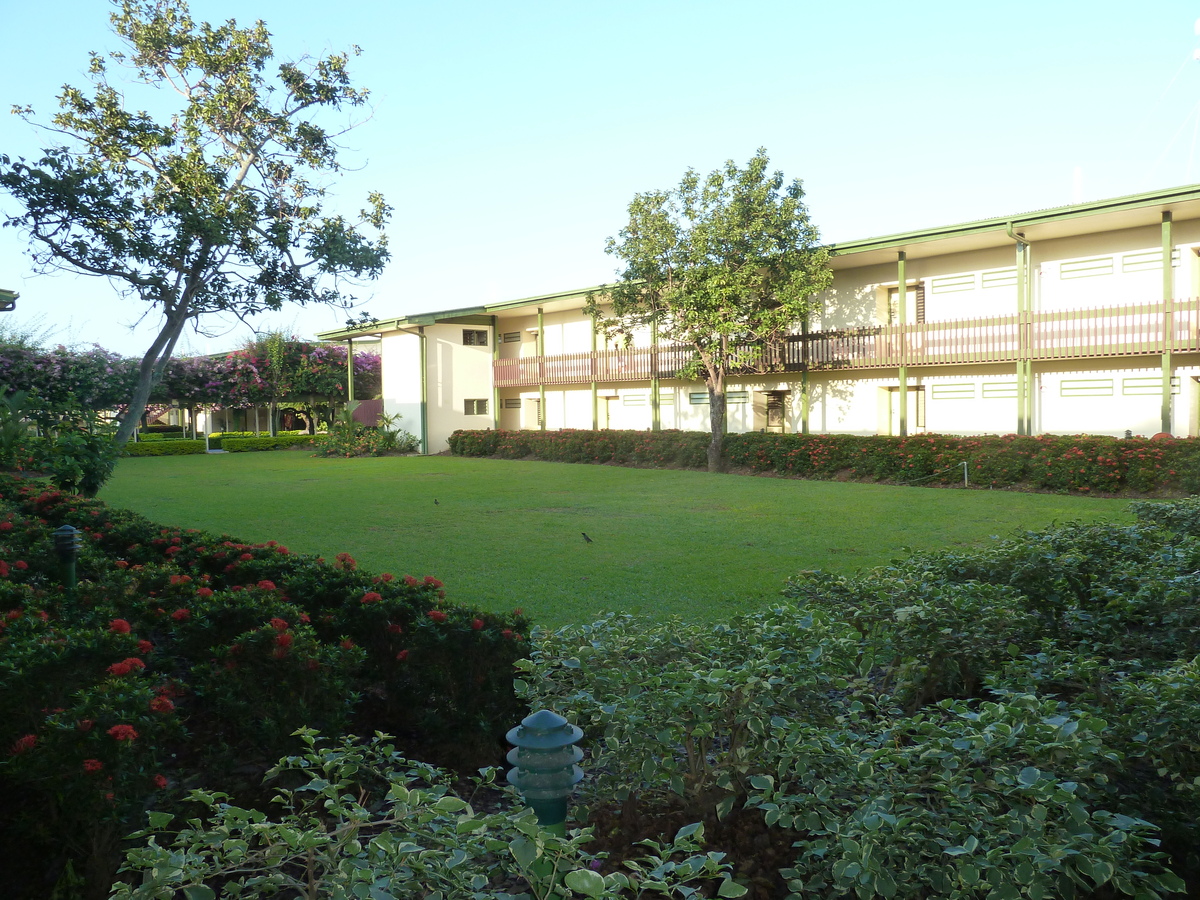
[[493, 298, 1200, 388]]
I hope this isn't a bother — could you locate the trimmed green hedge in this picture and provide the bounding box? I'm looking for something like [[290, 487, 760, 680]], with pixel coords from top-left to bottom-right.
[[223, 434, 316, 452], [207, 430, 309, 450], [448, 428, 1200, 495], [124, 439, 207, 457]]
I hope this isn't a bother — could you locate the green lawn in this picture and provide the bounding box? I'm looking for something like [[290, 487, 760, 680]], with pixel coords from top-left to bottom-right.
[[100, 452, 1134, 628]]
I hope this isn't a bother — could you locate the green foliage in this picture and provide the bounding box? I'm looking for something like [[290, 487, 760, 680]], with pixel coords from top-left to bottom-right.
[[449, 428, 709, 467], [752, 695, 1182, 900], [587, 149, 832, 471], [0, 388, 36, 471], [0, 0, 390, 444], [314, 406, 418, 457], [515, 500, 1200, 897], [123, 439, 207, 457], [0, 475, 529, 898], [450, 428, 1200, 495], [222, 434, 316, 452], [114, 729, 746, 900], [44, 413, 123, 497]]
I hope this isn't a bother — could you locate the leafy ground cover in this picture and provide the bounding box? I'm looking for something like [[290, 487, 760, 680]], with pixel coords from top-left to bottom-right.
[[99, 453, 1131, 628]]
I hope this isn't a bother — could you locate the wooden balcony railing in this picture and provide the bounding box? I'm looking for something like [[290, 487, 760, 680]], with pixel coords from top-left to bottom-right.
[[493, 299, 1200, 388]]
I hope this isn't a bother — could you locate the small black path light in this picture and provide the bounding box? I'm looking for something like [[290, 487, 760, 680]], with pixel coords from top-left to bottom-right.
[[53, 524, 81, 592], [506, 709, 583, 834]]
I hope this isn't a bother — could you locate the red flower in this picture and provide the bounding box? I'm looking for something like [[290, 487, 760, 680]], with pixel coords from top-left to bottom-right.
[[299, 614, 311, 624], [107, 660, 132, 676], [396, 649, 409, 662], [114, 560, 128, 569], [427, 610, 448, 624], [379, 572, 394, 583], [196, 587, 213, 599], [109, 619, 132, 634], [83, 758, 103, 773], [423, 575, 443, 588], [501, 629, 513, 640], [269, 617, 289, 631], [0, 522, 12, 532], [340, 639, 355, 650], [403, 575, 420, 587], [360, 591, 382, 605], [0, 561, 10, 578], [10, 734, 36, 755], [238, 553, 253, 561], [149, 696, 174, 713], [386, 623, 403, 634], [170, 608, 190, 622], [107, 724, 138, 742], [257, 580, 277, 591], [77, 719, 94, 732], [14, 561, 27, 570], [137, 639, 153, 654], [275, 632, 294, 649], [152, 774, 169, 790], [472, 618, 484, 631]]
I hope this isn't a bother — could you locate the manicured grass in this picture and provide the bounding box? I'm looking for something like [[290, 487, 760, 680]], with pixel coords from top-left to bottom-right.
[[100, 453, 1134, 628]]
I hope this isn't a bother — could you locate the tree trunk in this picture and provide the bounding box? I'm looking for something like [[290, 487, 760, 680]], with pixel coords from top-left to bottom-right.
[[706, 380, 727, 473], [113, 311, 188, 446]]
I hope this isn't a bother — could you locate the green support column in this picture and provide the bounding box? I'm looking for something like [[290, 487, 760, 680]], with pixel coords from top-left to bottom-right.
[[418, 327, 429, 455], [800, 371, 810, 434], [491, 316, 500, 431], [537, 307, 546, 431], [1015, 238, 1028, 435], [346, 337, 355, 404], [650, 319, 660, 432], [1162, 212, 1174, 434], [590, 311, 598, 431], [897, 252, 907, 437]]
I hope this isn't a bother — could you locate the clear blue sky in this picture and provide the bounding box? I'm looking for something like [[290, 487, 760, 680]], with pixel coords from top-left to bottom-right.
[[3, 0, 1200, 357]]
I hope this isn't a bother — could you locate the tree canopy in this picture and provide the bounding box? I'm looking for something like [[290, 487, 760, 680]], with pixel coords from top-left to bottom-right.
[[587, 148, 832, 471], [0, 0, 390, 445]]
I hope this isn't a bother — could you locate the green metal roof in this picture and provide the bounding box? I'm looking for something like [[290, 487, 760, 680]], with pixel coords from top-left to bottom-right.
[[828, 183, 1200, 257], [318, 183, 1200, 337]]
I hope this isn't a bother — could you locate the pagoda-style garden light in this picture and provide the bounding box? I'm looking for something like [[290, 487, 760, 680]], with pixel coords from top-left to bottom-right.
[[53, 524, 82, 592], [506, 709, 583, 834]]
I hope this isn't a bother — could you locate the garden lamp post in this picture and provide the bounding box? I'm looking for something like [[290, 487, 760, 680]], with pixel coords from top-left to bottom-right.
[[53, 524, 82, 591], [506, 709, 583, 834]]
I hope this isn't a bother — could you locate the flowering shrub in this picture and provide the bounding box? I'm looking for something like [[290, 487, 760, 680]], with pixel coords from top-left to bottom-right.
[[450, 429, 1200, 494], [0, 473, 530, 898]]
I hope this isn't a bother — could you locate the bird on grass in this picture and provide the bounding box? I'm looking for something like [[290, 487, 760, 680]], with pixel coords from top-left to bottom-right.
[[433, 499, 439, 505], [581, 532, 594, 544]]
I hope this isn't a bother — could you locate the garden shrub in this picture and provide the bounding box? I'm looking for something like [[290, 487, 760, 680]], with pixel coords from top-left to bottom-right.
[[749, 694, 1183, 900], [451, 428, 1200, 494], [113, 729, 746, 900], [123, 439, 206, 457], [313, 409, 419, 457], [222, 434, 315, 451], [0, 474, 530, 898]]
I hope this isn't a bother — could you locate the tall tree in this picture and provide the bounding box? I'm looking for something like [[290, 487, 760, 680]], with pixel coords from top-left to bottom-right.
[[0, 0, 390, 445], [587, 149, 832, 472]]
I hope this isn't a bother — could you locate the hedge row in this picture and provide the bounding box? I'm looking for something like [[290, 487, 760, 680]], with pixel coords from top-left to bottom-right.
[[223, 434, 317, 452], [123, 440, 207, 457], [0, 477, 530, 897], [207, 430, 310, 450], [448, 429, 1200, 494]]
